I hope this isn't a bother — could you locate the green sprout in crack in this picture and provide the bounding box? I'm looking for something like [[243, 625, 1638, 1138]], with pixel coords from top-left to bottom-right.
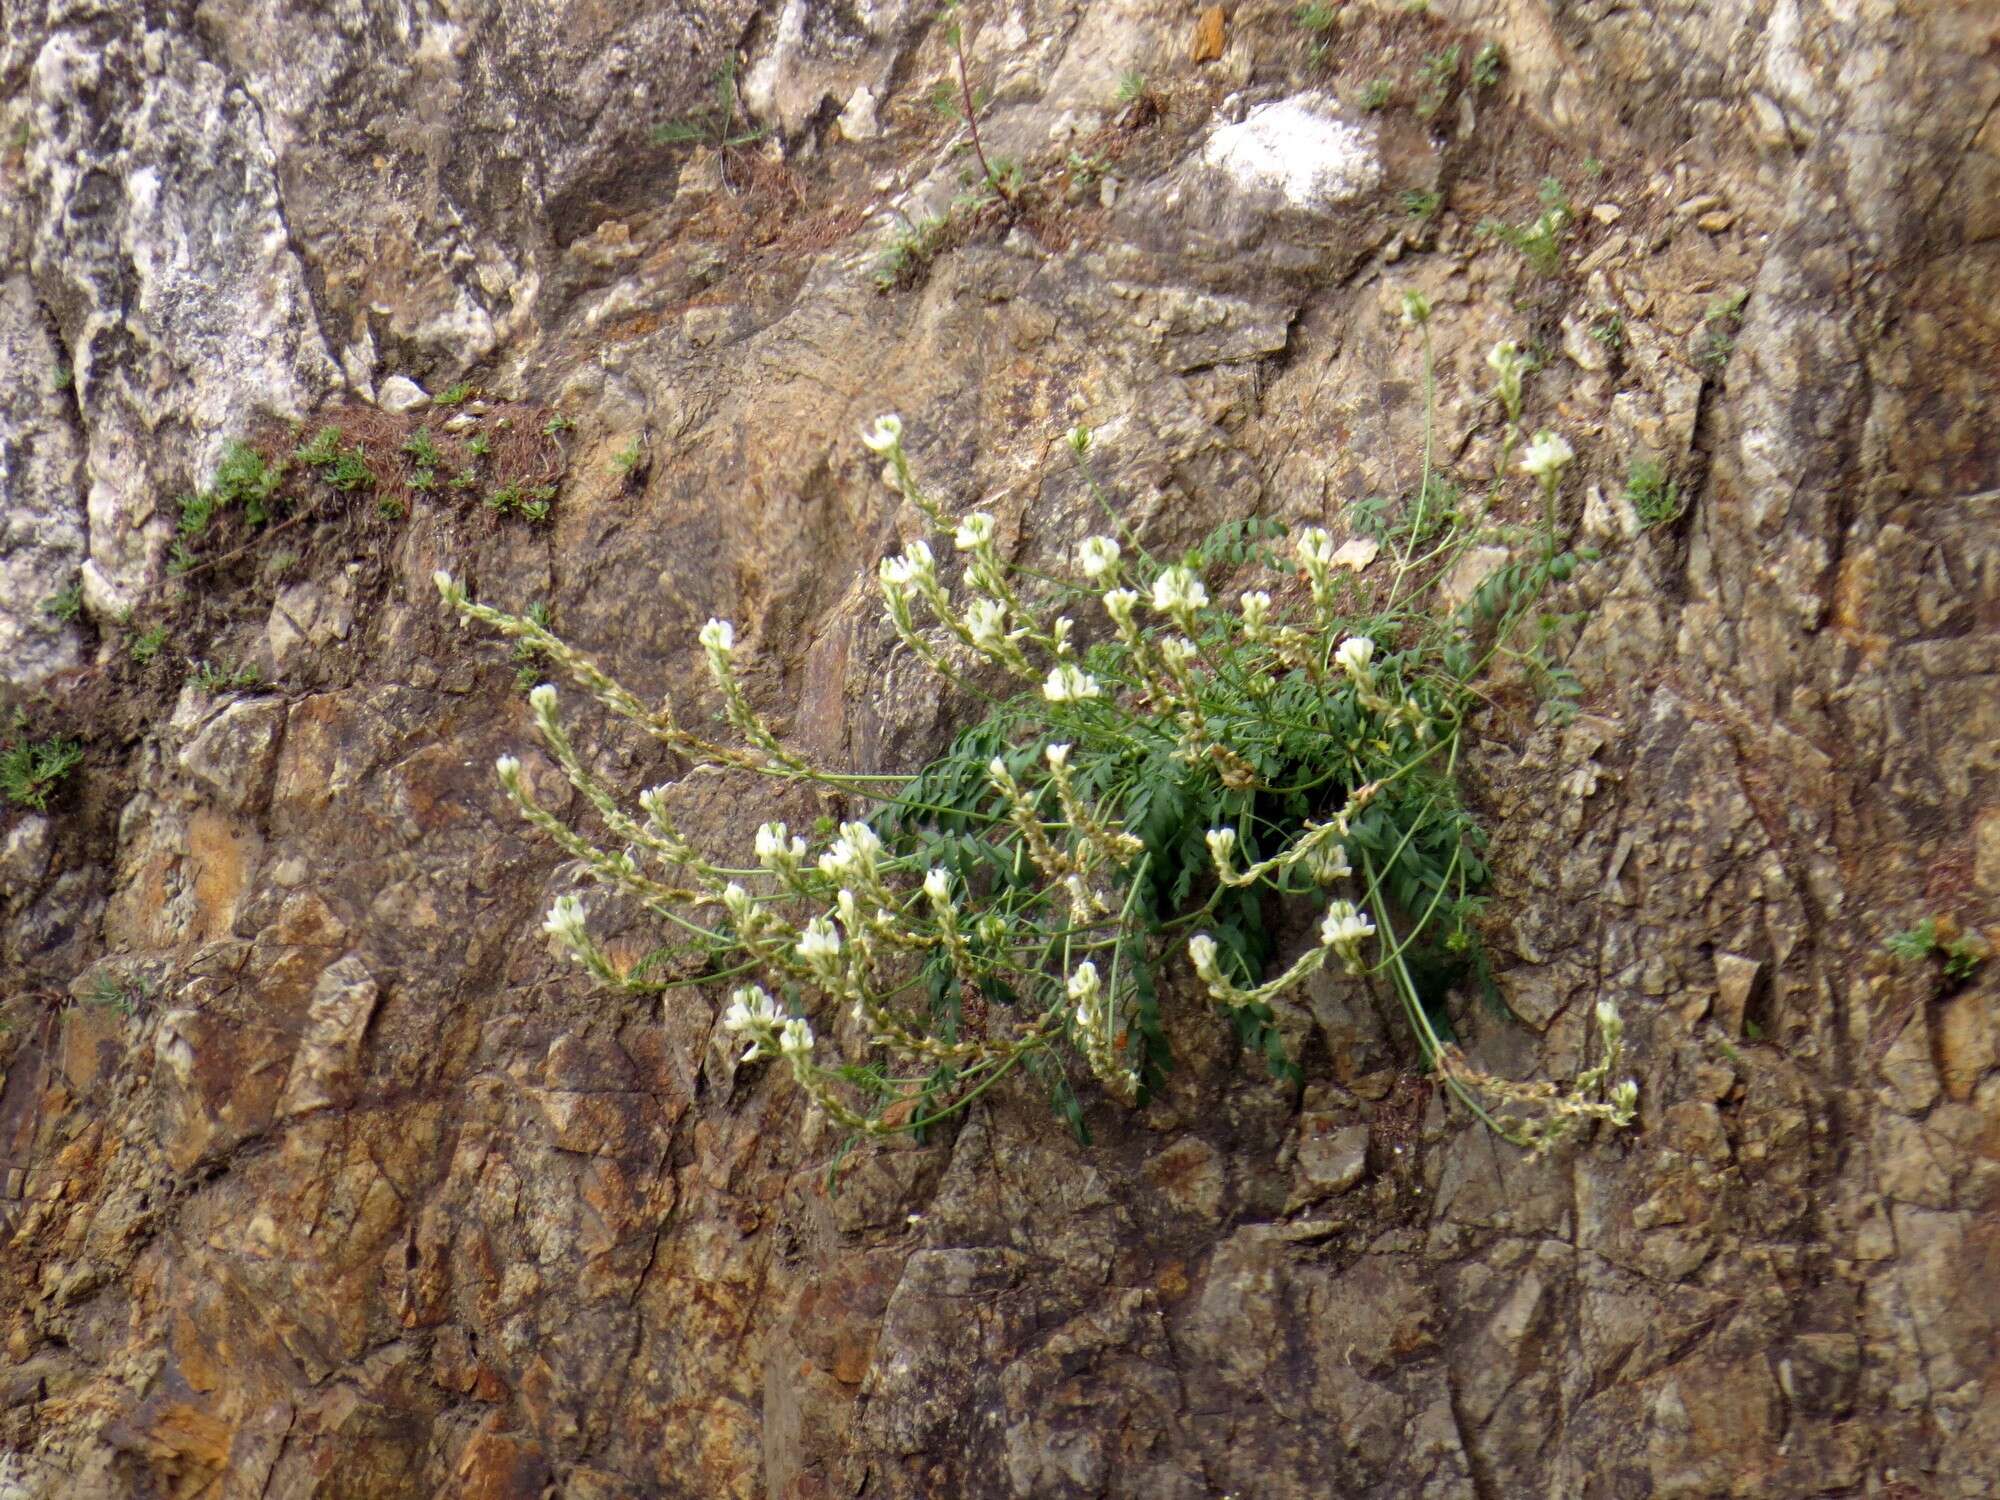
[[655, 57, 765, 192], [0, 734, 83, 810], [875, 212, 954, 293], [1699, 289, 1749, 373], [610, 440, 647, 479], [129, 624, 171, 667], [1416, 45, 1461, 118], [190, 659, 261, 695], [40, 583, 84, 622], [403, 428, 442, 468], [81, 969, 151, 1019], [1886, 917, 1990, 983], [1625, 457, 1681, 528], [1477, 185, 1572, 276], [297, 426, 374, 491]]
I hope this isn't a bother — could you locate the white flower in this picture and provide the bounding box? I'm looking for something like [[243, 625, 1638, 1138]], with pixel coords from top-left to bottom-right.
[[923, 868, 953, 904], [1077, 535, 1122, 580], [796, 917, 842, 970], [879, 541, 935, 592], [1149, 564, 1208, 616], [1066, 961, 1101, 1004], [987, 755, 1012, 784], [835, 887, 862, 931], [722, 883, 755, 923], [1334, 635, 1376, 677], [722, 985, 780, 1034], [1102, 587, 1140, 627], [432, 569, 455, 595], [817, 821, 882, 883], [1306, 841, 1352, 884], [1045, 742, 1071, 771], [1294, 527, 1336, 570], [755, 821, 802, 868], [494, 754, 522, 783], [860, 413, 904, 454], [528, 682, 559, 717], [1064, 873, 1093, 914], [1042, 664, 1102, 703], [698, 618, 734, 654], [965, 598, 1008, 650], [953, 512, 995, 551], [1520, 430, 1575, 479], [777, 1017, 815, 1057], [1187, 933, 1221, 982], [888, 544, 932, 592], [1400, 287, 1432, 326], [1239, 590, 1271, 638], [1320, 900, 1377, 971], [1204, 827, 1237, 868], [1595, 998, 1624, 1046], [1158, 635, 1197, 668], [542, 894, 588, 947], [1488, 339, 1526, 419]]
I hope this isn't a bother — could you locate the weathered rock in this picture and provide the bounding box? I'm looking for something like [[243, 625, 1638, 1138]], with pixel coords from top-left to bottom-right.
[[0, 0, 1995, 1496], [374, 375, 430, 415], [0, 275, 84, 687], [177, 697, 287, 815]]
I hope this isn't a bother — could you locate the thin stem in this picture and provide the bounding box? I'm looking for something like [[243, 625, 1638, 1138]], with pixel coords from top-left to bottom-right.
[[950, 9, 995, 187]]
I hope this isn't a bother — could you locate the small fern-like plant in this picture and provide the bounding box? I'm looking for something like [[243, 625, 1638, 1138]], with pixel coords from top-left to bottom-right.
[[438, 302, 1636, 1156], [0, 732, 83, 811]]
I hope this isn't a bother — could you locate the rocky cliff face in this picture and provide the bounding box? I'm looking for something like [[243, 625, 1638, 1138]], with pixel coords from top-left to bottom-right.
[[2, 1, 1996, 1496]]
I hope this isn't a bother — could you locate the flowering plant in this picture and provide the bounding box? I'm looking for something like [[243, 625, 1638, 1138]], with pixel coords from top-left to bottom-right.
[[438, 314, 1636, 1155]]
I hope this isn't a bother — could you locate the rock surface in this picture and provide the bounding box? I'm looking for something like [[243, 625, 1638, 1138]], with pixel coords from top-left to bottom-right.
[[1, 1, 1997, 1497]]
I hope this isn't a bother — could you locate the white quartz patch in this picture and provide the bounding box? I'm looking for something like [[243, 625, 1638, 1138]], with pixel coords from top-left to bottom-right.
[[1201, 96, 1380, 209]]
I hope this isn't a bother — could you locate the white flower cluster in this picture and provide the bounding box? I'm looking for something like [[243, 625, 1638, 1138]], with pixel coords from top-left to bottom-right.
[[1487, 340, 1526, 423], [1150, 564, 1208, 624], [879, 539, 937, 594], [1068, 961, 1136, 1096], [1043, 662, 1101, 703], [542, 893, 589, 953], [1319, 899, 1376, 974], [1078, 535, 1121, 581], [755, 820, 808, 873], [817, 820, 885, 885], [1334, 635, 1375, 680], [723, 984, 814, 1065], [860, 413, 904, 455], [1238, 590, 1271, 640], [1520, 430, 1574, 480], [795, 915, 843, 981]]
